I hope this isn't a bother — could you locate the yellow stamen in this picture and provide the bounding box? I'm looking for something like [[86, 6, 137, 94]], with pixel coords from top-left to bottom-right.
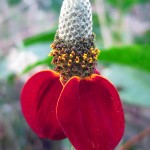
[[94, 55, 98, 60], [82, 65, 86, 68], [88, 57, 93, 63], [71, 51, 75, 55], [50, 43, 55, 48], [70, 54, 74, 58], [83, 53, 87, 60], [68, 59, 72, 66], [75, 56, 80, 63]]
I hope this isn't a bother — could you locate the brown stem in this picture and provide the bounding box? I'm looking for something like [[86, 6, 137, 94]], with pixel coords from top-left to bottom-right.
[[119, 126, 150, 150]]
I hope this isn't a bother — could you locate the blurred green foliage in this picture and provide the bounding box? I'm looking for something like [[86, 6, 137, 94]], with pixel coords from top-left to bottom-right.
[[93, 14, 102, 42], [50, 0, 63, 12], [23, 30, 56, 46], [107, 0, 149, 12], [7, 0, 21, 6], [21, 56, 53, 74], [100, 45, 150, 72], [135, 30, 150, 45]]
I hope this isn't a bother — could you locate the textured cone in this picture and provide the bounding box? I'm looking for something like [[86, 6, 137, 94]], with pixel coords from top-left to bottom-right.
[[58, 0, 92, 41]]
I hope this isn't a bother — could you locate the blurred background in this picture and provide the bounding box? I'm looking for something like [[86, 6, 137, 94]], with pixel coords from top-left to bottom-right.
[[0, 0, 150, 149]]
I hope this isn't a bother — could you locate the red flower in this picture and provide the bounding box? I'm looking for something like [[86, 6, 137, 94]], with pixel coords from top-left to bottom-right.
[[21, 0, 124, 147], [21, 69, 124, 150]]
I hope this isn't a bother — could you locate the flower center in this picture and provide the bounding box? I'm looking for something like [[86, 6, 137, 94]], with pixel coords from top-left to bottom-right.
[[50, 31, 100, 82]]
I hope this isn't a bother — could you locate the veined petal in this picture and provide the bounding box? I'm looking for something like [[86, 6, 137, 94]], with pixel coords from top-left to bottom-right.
[[21, 70, 66, 140], [57, 74, 124, 150]]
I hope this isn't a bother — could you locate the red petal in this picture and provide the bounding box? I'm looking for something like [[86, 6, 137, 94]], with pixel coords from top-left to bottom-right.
[[94, 69, 100, 75], [57, 74, 124, 150], [21, 70, 66, 140]]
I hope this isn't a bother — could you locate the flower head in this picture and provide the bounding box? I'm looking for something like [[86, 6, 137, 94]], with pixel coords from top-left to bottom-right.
[[21, 0, 125, 149]]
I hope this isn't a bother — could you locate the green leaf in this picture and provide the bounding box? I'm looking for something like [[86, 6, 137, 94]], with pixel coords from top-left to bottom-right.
[[7, 0, 21, 6], [21, 56, 53, 75], [50, 0, 63, 12], [107, 0, 149, 12], [99, 45, 150, 72], [135, 30, 150, 45], [23, 30, 56, 46]]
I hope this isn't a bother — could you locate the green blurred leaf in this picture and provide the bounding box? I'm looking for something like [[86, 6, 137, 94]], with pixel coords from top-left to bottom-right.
[[107, 0, 149, 12], [135, 30, 150, 45], [93, 14, 101, 38], [7, 73, 16, 84], [23, 30, 56, 46], [50, 0, 63, 12], [7, 0, 21, 6], [21, 56, 53, 75], [99, 45, 150, 72]]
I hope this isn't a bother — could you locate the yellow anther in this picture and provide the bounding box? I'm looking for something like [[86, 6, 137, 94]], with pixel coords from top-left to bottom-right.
[[71, 51, 75, 55], [67, 59, 72, 66], [62, 54, 66, 58], [68, 63, 71, 66], [49, 50, 56, 56], [90, 48, 100, 56], [82, 65, 86, 68], [94, 55, 98, 60], [58, 56, 61, 60], [61, 57, 65, 61], [59, 54, 66, 61], [95, 48, 100, 54], [75, 56, 80, 63], [91, 50, 95, 54], [90, 48, 94, 51], [81, 61, 86, 68], [83, 53, 87, 60], [50, 43, 55, 48], [68, 59, 72, 63], [88, 57, 93, 63], [70, 54, 74, 58]]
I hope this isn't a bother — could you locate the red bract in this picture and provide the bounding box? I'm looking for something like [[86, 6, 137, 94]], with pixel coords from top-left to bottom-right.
[[21, 70, 124, 150]]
